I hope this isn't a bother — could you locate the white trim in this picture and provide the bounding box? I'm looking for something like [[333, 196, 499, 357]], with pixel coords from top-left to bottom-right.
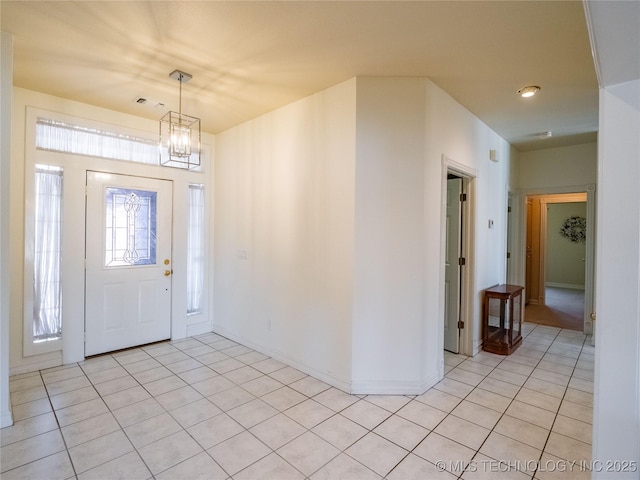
[[520, 184, 596, 334], [539, 197, 549, 305], [546, 282, 586, 290], [186, 320, 213, 337], [522, 185, 593, 196], [1, 410, 13, 429], [350, 373, 440, 395], [439, 155, 477, 360], [22, 116, 62, 356], [583, 0, 604, 88], [19, 106, 212, 371], [506, 190, 523, 285], [1, 31, 14, 429], [9, 350, 63, 376]]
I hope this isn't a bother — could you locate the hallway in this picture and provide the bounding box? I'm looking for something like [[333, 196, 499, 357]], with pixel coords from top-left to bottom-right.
[[525, 287, 585, 331]]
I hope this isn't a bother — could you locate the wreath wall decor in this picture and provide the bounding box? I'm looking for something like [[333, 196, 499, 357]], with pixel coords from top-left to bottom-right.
[[559, 216, 587, 243]]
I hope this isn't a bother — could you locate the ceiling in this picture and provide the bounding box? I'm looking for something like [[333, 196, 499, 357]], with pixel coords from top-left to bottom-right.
[[2, 1, 600, 152]]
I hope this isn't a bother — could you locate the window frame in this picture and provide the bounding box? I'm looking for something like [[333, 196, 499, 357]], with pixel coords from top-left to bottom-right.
[[187, 183, 205, 315], [23, 161, 65, 356]]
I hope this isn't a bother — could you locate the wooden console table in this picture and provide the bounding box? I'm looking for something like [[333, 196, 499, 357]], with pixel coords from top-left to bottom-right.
[[483, 284, 523, 355]]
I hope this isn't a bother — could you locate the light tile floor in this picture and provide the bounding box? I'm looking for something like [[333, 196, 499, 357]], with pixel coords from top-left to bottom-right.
[[1, 323, 594, 479]]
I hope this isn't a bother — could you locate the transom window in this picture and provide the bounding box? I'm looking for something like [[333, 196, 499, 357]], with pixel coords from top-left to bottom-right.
[[36, 117, 158, 165]]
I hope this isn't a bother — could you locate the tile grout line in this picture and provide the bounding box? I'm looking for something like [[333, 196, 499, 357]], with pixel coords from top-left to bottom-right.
[[4, 327, 592, 480], [532, 332, 592, 480], [383, 323, 542, 479], [458, 326, 560, 479], [454, 324, 554, 480], [42, 367, 80, 480], [452, 325, 582, 480]]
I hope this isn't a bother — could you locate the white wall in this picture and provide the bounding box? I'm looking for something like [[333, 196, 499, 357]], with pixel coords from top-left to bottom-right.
[[546, 202, 587, 288], [214, 79, 357, 389], [1, 32, 14, 428], [519, 142, 597, 190], [424, 79, 512, 357], [351, 77, 429, 392], [593, 79, 640, 478], [214, 76, 513, 393], [515, 142, 597, 324], [507, 147, 523, 286]]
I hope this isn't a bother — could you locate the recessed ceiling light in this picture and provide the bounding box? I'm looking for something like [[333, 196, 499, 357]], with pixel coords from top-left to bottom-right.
[[517, 85, 541, 98]]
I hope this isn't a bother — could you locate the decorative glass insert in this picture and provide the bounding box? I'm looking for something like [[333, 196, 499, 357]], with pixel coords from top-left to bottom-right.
[[33, 165, 63, 342], [105, 188, 157, 267]]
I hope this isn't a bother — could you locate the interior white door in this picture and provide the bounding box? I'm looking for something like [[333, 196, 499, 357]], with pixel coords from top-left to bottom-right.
[[85, 172, 173, 356], [444, 177, 462, 353]]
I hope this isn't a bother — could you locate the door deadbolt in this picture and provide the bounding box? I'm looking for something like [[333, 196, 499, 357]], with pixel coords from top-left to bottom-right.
[[164, 259, 170, 265]]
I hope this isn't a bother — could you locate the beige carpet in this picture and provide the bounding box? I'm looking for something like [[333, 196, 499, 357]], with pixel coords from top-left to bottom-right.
[[525, 287, 585, 331]]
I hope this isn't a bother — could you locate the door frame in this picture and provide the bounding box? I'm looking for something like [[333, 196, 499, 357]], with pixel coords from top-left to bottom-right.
[[520, 185, 596, 334], [538, 193, 588, 307], [440, 156, 477, 358], [84, 171, 174, 356]]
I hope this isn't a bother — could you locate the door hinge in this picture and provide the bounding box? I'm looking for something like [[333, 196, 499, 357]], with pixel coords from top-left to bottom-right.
[[508, 206, 512, 213], [506, 252, 511, 259], [460, 193, 467, 202], [458, 257, 466, 266], [458, 321, 465, 329]]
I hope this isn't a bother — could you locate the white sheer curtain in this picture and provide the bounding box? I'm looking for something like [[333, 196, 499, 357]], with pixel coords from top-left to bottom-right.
[[36, 117, 158, 165], [187, 184, 205, 314], [33, 165, 63, 341]]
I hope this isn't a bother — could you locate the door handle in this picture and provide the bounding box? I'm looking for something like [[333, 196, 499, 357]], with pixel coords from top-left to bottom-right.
[[164, 270, 172, 277]]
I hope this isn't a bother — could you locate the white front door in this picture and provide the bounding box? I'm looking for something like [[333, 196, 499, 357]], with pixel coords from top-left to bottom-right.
[[444, 176, 462, 353], [85, 172, 173, 356]]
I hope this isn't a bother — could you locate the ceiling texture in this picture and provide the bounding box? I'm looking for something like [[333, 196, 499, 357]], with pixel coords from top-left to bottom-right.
[[2, 1, 600, 152]]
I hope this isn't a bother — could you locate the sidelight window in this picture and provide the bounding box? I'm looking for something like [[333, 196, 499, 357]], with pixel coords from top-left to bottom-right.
[[187, 184, 205, 314], [33, 165, 63, 342]]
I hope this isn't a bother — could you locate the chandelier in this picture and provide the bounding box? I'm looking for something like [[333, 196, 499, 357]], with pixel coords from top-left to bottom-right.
[[159, 70, 201, 169]]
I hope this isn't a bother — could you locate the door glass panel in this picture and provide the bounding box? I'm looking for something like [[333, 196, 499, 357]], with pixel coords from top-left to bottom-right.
[[105, 187, 157, 267], [504, 299, 510, 330]]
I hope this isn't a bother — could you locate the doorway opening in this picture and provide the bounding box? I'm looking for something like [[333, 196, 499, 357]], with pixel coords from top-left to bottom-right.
[[524, 193, 588, 331], [444, 173, 465, 354], [440, 156, 476, 364]]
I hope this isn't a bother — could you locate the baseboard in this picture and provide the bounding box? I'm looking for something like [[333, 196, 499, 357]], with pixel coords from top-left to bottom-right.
[[472, 340, 483, 357], [350, 372, 441, 396], [211, 324, 352, 393], [545, 282, 585, 290], [186, 320, 213, 337], [1, 408, 13, 428], [9, 350, 63, 376]]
